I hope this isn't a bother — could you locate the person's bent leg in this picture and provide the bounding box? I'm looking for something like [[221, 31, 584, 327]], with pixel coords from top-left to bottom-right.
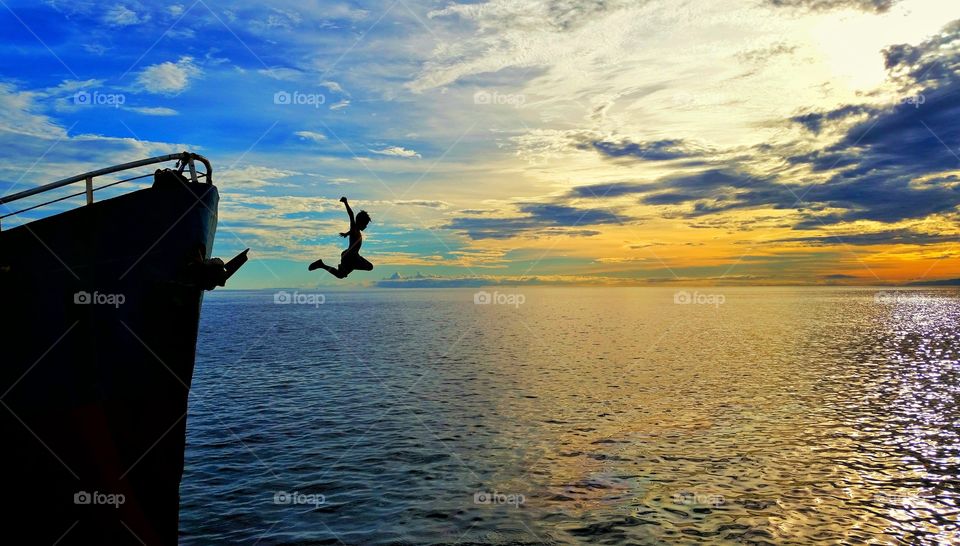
[[355, 256, 373, 271]]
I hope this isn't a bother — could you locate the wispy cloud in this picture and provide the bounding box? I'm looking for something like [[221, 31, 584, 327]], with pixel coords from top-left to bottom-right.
[[369, 146, 420, 158], [294, 130, 327, 143]]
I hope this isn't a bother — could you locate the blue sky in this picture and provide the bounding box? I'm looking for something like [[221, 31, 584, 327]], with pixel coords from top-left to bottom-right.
[[2, 0, 960, 287]]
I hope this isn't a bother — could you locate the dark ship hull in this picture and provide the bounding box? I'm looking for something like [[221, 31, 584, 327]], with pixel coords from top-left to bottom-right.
[[0, 155, 218, 544]]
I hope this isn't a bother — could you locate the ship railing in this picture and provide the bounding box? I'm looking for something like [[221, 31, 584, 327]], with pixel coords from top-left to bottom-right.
[[0, 151, 212, 231]]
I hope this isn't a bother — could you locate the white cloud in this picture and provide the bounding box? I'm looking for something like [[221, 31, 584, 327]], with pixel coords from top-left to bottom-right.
[[103, 5, 148, 27], [329, 99, 350, 110], [0, 81, 73, 139], [129, 106, 179, 116], [265, 8, 302, 29], [387, 200, 450, 209], [320, 81, 347, 95], [136, 56, 199, 95], [370, 146, 420, 158], [258, 67, 304, 81], [0, 81, 195, 202], [218, 165, 300, 190], [408, 0, 960, 153], [294, 130, 327, 143], [82, 43, 109, 55]]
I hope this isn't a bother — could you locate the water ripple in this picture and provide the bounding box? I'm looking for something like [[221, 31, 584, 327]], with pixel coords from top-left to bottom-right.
[[180, 288, 960, 544]]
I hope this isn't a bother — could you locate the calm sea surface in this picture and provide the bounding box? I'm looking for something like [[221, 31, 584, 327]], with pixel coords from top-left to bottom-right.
[[179, 287, 960, 545]]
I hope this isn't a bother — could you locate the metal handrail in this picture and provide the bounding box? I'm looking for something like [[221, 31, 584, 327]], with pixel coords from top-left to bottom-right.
[[0, 151, 212, 230]]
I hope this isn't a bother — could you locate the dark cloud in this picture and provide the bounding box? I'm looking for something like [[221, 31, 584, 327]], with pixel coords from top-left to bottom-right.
[[391, 200, 449, 208], [775, 229, 956, 246], [570, 182, 652, 198], [791, 104, 876, 134], [883, 43, 923, 71], [447, 203, 625, 239], [882, 20, 960, 84], [585, 138, 705, 161], [373, 273, 592, 288], [766, 0, 895, 12], [574, 155, 959, 227], [566, 20, 960, 233], [908, 278, 960, 286], [737, 42, 798, 63], [446, 20, 960, 245]]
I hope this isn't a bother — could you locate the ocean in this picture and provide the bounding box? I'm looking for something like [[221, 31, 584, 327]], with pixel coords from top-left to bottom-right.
[[179, 287, 960, 544]]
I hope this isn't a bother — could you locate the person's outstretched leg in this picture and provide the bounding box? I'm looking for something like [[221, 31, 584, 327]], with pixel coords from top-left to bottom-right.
[[308, 259, 347, 278]]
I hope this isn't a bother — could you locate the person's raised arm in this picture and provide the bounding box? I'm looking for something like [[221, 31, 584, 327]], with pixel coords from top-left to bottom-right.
[[340, 196, 355, 230]]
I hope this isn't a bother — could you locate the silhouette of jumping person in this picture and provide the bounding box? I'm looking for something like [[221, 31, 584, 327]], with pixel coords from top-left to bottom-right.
[[308, 197, 372, 278]]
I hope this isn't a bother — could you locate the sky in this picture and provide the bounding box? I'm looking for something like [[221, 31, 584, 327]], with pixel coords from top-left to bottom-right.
[[1, 0, 959, 288]]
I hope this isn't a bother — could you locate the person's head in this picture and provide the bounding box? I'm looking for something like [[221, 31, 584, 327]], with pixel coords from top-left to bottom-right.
[[356, 210, 371, 231]]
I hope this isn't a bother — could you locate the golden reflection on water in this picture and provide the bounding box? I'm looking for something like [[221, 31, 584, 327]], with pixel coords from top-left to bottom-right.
[[181, 287, 959, 544], [480, 287, 960, 544]]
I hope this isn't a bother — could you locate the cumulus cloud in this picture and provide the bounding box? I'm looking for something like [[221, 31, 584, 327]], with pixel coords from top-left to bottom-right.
[[136, 56, 199, 94]]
